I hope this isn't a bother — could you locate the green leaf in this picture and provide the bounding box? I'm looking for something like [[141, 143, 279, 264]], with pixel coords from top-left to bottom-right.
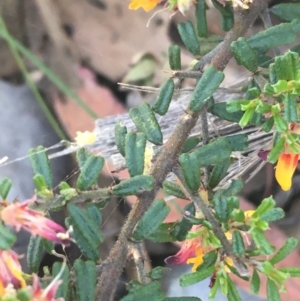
[[226, 99, 250, 113], [225, 134, 248, 151], [33, 174, 47, 190], [125, 132, 146, 177], [279, 267, 300, 277], [146, 223, 177, 243], [179, 153, 201, 191], [86, 204, 102, 226], [153, 79, 175, 116], [27, 235, 43, 273], [262, 117, 274, 133], [28, 146, 53, 188], [267, 279, 281, 301], [76, 148, 92, 169], [274, 51, 300, 81], [251, 268, 260, 295], [76, 155, 104, 190], [43, 238, 54, 254], [284, 93, 298, 122], [239, 108, 255, 128], [248, 23, 297, 52], [231, 37, 258, 72], [232, 230, 245, 256], [251, 228, 274, 255], [164, 297, 201, 301], [181, 137, 201, 153], [114, 121, 127, 157], [133, 199, 170, 241], [260, 208, 284, 222], [168, 44, 181, 70], [192, 138, 231, 167], [223, 179, 243, 197], [121, 281, 165, 301], [0, 177, 12, 199], [211, 0, 234, 31], [227, 275, 242, 301], [189, 66, 224, 112], [0, 223, 16, 250], [74, 260, 96, 301], [16, 289, 31, 301], [170, 203, 195, 241], [271, 3, 300, 22], [267, 137, 285, 164], [163, 180, 188, 200], [209, 158, 231, 189], [135, 102, 163, 145], [177, 21, 200, 56], [112, 175, 154, 196], [52, 262, 69, 299], [67, 205, 103, 261], [180, 265, 215, 287], [253, 196, 276, 217], [213, 194, 231, 223], [270, 237, 298, 265], [195, 0, 208, 37], [147, 266, 167, 280], [209, 102, 244, 122], [196, 250, 218, 271], [256, 102, 272, 114]]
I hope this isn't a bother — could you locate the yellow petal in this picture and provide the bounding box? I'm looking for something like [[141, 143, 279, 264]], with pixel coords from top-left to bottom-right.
[[143, 145, 154, 174], [244, 210, 255, 218], [186, 247, 204, 272], [224, 257, 233, 273], [75, 131, 96, 147], [275, 153, 299, 191], [225, 231, 232, 240], [129, 0, 159, 12]]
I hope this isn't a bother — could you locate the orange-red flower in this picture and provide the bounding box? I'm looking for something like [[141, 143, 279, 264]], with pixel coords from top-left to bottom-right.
[[275, 152, 299, 191], [0, 250, 26, 297], [30, 274, 63, 301], [129, 0, 162, 12], [165, 225, 212, 271], [1, 196, 71, 246]]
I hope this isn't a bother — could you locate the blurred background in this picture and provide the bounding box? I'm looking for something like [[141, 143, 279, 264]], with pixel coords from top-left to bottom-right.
[[0, 0, 300, 300]]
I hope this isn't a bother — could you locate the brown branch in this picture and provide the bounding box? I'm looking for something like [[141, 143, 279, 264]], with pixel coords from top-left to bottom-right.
[[95, 1, 270, 300]]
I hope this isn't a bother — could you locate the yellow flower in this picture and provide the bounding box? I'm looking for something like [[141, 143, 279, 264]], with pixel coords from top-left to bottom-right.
[[0, 250, 26, 297], [245, 210, 254, 217], [129, 0, 161, 12], [74, 131, 96, 147], [186, 247, 204, 272], [165, 225, 213, 271], [143, 145, 154, 174], [224, 256, 233, 273], [275, 152, 299, 191]]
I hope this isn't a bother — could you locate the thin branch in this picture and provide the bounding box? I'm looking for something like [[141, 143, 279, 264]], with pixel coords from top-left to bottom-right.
[[173, 165, 249, 277], [95, 1, 270, 300], [128, 241, 149, 285]]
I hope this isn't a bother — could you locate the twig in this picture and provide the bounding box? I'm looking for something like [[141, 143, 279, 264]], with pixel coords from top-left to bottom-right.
[[167, 70, 203, 79], [128, 241, 149, 285], [173, 165, 249, 277], [95, 1, 270, 300]]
